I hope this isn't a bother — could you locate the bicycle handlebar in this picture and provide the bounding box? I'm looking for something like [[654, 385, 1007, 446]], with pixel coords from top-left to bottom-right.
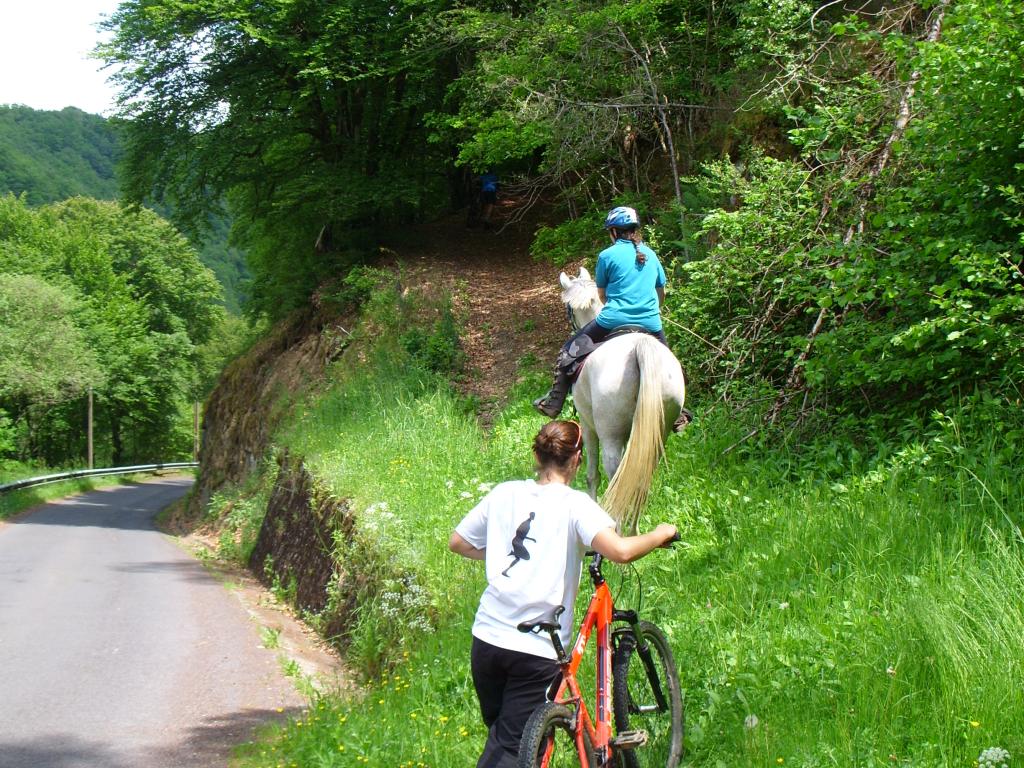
[[584, 531, 680, 585]]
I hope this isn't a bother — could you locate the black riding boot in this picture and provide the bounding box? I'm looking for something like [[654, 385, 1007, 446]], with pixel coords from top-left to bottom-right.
[[532, 368, 571, 418]]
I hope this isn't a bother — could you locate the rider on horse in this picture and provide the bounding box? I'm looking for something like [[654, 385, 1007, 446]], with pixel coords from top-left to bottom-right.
[[533, 206, 670, 418]]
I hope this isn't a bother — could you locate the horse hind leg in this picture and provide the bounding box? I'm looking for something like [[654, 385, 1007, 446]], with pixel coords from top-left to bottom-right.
[[601, 441, 625, 491], [582, 423, 600, 499]]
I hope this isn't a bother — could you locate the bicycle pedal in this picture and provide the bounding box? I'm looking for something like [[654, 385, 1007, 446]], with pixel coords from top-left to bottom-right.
[[611, 730, 649, 750]]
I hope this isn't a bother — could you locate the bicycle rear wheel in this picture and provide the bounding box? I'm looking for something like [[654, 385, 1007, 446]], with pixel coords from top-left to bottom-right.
[[612, 621, 684, 768], [517, 702, 596, 768]]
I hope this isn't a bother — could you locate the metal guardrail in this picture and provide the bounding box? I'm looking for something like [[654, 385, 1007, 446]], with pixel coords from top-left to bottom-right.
[[0, 463, 199, 494]]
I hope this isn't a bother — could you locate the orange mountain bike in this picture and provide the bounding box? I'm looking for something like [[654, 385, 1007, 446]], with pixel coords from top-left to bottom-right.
[[515, 544, 683, 768]]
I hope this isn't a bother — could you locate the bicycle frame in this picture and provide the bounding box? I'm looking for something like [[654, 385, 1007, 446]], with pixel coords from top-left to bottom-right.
[[544, 554, 616, 768], [525, 543, 682, 768]]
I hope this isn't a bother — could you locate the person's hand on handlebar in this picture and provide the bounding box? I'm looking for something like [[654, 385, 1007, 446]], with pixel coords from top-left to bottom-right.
[[654, 523, 679, 547], [591, 522, 678, 564]]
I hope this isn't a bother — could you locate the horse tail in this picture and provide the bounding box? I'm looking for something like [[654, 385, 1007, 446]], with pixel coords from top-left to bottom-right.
[[601, 335, 666, 534]]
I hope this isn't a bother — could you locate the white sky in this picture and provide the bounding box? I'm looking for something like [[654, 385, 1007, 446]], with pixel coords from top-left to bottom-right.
[[0, 0, 123, 116]]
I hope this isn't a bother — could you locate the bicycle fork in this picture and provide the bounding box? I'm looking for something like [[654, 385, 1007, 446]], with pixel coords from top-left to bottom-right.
[[614, 609, 670, 711]]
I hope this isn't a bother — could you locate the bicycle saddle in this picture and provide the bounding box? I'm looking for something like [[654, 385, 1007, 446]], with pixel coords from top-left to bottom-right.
[[517, 605, 565, 634]]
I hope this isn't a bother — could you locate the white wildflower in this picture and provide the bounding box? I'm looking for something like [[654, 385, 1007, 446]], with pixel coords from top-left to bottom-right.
[[978, 747, 1010, 768]]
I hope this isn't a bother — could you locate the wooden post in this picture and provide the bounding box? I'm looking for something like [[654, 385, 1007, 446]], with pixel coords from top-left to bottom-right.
[[87, 387, 94, 470], [193, 401, 200, 462]]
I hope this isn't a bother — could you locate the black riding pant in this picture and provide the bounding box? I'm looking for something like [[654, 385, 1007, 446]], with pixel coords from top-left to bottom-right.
[[471, 636, 560, 768], [558, 319, 668, 372]]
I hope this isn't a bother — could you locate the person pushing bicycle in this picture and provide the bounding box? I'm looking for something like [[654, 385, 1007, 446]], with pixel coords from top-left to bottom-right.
[[449, 420, 677, 768]]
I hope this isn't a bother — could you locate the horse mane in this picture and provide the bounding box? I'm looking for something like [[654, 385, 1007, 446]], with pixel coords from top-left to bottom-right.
[[561, 275, 600, 312]]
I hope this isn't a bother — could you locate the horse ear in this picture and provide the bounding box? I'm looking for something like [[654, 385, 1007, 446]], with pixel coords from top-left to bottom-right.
[[579, 266, 592, 282], [559, 272, 572, 289]]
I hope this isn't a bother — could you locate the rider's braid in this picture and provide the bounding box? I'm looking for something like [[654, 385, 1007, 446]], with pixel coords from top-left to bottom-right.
[[611, 225, 646, 266], [625, 227, 646, 266]]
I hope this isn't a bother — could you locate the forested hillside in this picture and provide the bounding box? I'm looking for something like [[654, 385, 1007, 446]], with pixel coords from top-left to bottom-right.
[[0, 104, 250, 312], [100, 0, 1022, 428], [0, 195, 233, 470], [0, 106, 120, 203]]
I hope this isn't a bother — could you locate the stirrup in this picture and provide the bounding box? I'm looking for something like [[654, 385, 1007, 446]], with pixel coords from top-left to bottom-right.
[[533, 396, 562, 418], [673, 408, 693, 432]]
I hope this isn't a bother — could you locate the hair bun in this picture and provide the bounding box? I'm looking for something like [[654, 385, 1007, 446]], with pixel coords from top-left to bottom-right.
[[533, 421, 582, 468]]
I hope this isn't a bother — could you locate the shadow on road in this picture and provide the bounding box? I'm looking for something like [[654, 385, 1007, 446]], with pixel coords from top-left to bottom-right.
[[147, 705, 307, 767], [0, 707, 306, 768], [110, 559, 228, 583], [0, 734, 133, 768], [6, 480, 192, 532]]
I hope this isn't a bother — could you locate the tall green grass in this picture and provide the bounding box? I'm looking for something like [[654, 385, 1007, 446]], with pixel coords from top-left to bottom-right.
[[278, 356, 549, 672], [639, 404, 1023, 767], [230, 283, 1022, 767]]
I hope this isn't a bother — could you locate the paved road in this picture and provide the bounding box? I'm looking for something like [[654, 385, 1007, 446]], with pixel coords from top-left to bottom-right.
[[0, 478, 307, 768]]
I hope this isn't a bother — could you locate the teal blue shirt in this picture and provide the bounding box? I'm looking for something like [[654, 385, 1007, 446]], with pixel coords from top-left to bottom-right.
[[594, 239, 666, 332]]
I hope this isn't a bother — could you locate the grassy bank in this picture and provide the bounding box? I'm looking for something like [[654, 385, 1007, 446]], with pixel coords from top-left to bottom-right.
[[215, 285, 1022, 768]]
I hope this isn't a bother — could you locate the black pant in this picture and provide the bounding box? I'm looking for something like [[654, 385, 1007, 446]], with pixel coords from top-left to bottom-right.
[[471, 637, 560, 768], [557, 319, 669, 375], [563, 319, 667, 355]]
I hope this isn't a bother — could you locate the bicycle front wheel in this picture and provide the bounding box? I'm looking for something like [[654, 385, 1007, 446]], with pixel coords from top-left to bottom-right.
[[517, 702, 596, 768], [612, 621, 684, 768]]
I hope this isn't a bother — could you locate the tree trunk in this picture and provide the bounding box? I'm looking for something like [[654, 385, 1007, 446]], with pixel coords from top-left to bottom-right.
[[616, 27, 685, 224], [111, 414, 124, 467]]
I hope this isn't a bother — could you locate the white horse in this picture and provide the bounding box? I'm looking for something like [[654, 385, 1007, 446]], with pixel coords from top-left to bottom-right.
[[559, 267, 686, 533]]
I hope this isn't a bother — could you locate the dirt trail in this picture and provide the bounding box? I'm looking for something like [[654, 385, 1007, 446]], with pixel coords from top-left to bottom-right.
[[388, 200, 579, 421]]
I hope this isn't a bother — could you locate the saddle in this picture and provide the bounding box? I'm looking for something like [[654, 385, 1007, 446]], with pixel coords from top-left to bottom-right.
[[562, 325, 655, 383]]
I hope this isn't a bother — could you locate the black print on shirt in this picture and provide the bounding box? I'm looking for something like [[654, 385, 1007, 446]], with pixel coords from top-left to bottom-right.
[[502, 512, 536, 577]]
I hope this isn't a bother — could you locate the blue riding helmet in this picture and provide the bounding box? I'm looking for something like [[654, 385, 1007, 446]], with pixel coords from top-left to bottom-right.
[[603, 206, 640, 230]]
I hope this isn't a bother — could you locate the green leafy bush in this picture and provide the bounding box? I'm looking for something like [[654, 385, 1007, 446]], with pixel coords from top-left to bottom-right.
[[206, 474, 274, 564], [659, 0, 1024, 424], [326, 265, 392, 311], [399, 299, 466, 376]]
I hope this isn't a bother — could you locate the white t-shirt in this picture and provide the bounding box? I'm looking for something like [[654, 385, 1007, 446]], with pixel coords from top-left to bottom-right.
[[455, 479, 616, 659]]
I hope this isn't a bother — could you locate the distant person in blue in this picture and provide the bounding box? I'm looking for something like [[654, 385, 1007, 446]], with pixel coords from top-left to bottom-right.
[[533, 205, 668, 418], [480, 172, 498, 229]]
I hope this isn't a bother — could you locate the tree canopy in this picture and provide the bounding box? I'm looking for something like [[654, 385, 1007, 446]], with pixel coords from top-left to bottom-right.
[[101, 0, 465, 316], [0, 104, 251, 313], [0, 194, 224, 465], [0, 273, 103, 406]]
